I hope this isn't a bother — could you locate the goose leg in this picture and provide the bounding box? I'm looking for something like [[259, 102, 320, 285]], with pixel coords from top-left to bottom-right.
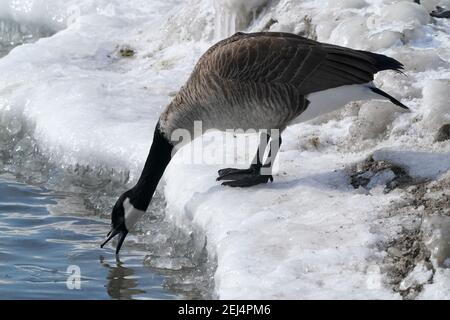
[[218, 132, 282, 188], [217, 132, 268, 180]]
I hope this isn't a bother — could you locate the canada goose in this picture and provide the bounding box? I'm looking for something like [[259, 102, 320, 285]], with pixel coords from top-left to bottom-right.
[[101, 32, 408, 254]]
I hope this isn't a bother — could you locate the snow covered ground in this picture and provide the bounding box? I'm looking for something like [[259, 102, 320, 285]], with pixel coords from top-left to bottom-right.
[[0, 0, 449, 299]]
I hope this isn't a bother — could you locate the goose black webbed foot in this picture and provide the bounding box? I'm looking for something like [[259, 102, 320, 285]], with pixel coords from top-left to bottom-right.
[[217, 164, 273, 187], [217, 164, 260, 181]]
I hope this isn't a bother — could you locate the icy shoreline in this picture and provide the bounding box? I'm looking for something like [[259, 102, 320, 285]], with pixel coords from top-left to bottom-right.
[[1, 0, 450, 299]]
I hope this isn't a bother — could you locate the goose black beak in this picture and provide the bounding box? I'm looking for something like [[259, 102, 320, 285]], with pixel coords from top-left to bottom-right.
[[101, 225, 129, 255]]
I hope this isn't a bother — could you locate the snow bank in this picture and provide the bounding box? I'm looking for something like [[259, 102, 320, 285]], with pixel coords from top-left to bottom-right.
[[1, 0, 450, 299], [164, 140, 400, 299]]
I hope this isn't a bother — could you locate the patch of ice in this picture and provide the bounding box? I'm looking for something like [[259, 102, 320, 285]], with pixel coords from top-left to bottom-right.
[[351, 101, 400, 140], [329, 16, 369, 49], [399, 261, 433, 291], [213, 0, 268, 39], [422, 79, 450, 130], [420, 0, 450, 12], [418, 268, 450, 299], [366, 169, 397, 189], [423, 215, 450, 268], [382, 2, 430, 27], [326, 0, 368, 9], [373, 149, 450, 180], [394, 48, 450, 72]]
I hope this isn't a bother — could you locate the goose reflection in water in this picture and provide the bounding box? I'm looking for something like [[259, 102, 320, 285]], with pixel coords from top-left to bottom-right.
[[99, 256, 145, 300]]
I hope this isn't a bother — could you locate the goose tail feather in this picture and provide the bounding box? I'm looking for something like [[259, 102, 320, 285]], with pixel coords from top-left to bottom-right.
[[369, 86, 409, 110], [361, 51, 405, 74]]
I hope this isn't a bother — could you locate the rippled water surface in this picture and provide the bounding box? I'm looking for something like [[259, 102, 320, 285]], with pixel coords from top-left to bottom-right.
[[0, 176, 182, 300]]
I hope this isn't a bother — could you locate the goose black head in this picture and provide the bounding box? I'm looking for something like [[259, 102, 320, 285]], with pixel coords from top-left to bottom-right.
[[101, 122, 174, 255], [101, 191, 145, 254]]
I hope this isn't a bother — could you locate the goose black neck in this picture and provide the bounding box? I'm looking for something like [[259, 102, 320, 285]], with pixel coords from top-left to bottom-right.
[[128, 122, 173, 211]]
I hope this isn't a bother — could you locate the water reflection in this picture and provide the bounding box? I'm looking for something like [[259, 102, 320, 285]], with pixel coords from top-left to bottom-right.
[[0, 177, 180, 299], [99, 255, 146, 300]]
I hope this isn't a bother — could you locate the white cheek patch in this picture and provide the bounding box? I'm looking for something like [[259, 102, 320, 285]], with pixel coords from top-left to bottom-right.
[[123, 198, 145, 231]]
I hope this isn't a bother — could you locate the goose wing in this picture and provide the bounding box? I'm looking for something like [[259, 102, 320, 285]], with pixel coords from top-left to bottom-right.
[[196, 32, 403, 95]]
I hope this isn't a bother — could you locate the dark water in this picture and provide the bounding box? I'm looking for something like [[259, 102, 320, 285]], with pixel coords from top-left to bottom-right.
[[0, 176, 179, 300]]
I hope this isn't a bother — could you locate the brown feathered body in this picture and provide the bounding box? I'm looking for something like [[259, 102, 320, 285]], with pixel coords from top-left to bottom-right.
[[159, 32, 404, 139]]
